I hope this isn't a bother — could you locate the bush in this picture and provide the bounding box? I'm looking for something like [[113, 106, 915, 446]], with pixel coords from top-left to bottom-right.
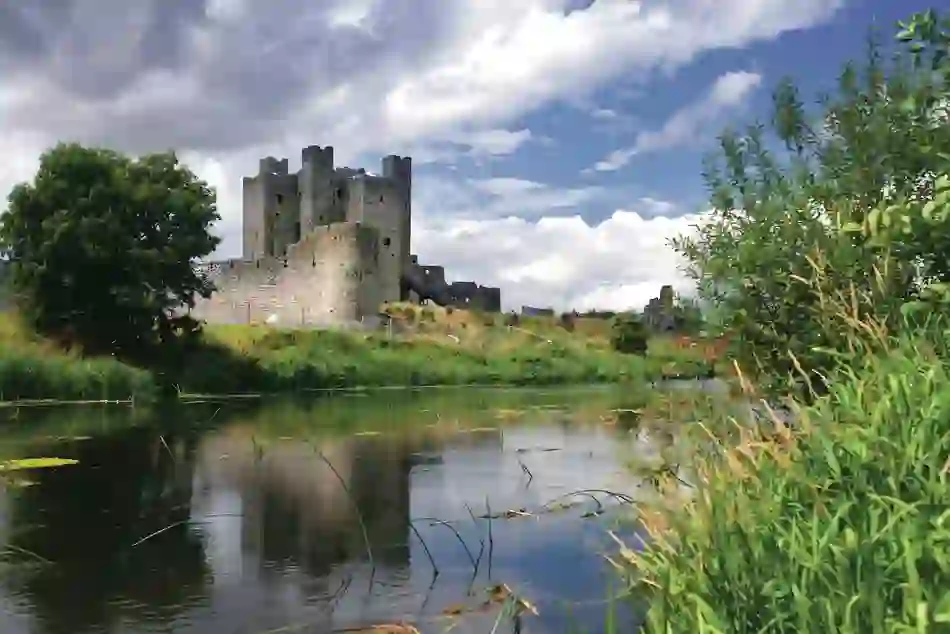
[[611, 313, 648, 355], [559, 311, 576, 332], [626, 333, 950, 632], [618, 11, 950, 633], [0, 347, 157, 402], [671, 10, 950, 396], [0, 143, 220, 359]]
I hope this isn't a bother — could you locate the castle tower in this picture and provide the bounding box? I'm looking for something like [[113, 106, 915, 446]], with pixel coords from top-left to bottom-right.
[[299, 145, 342, 232], [243, 156, 293, 259], [381, 155, 412, 300]]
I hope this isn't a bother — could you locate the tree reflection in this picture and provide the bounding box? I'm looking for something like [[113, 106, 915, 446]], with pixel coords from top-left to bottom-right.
[[2, 426, 210, 634]]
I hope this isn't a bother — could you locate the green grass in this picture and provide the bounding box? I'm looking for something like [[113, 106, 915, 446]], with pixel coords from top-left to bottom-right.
[[0, 308, 716, 404], [617, 333, 950, 632]]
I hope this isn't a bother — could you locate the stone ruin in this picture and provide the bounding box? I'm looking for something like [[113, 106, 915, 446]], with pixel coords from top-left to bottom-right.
[[642, 284, 676, 332]]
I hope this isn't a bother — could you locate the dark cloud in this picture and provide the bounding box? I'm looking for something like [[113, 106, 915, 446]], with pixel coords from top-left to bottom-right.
[[0, 0, 454, 154], [0, 1, 210, 98]]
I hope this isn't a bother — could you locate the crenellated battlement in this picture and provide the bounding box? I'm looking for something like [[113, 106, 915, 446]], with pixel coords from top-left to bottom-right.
[[189, 144, 500, 327]]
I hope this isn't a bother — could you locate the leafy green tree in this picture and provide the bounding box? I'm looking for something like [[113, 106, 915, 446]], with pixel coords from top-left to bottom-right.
[[670, 295, 705, 334], [611, 313, 649, 356], [671, 10, 950, 394], [0, 143, 220, 358]]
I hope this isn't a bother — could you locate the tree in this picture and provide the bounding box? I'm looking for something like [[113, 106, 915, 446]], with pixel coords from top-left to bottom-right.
[[0, 143, 221, 358], [671, 10, 950, 395], [670, 295, 705, 334], [611, 313, 649, 356]]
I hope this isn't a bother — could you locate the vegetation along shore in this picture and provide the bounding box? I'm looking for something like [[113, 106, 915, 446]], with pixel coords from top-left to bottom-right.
[[616, 10, 950, 633], [0, 302, 716, 405]]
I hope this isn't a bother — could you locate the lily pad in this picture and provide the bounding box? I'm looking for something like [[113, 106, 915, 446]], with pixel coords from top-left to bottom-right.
[[0, 458, 79, 472]]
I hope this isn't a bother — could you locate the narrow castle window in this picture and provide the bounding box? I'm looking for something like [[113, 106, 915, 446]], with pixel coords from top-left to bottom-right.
[[276, 194, 283, 204], [383, 237, 391, 247], [379, 196, 384, 202]]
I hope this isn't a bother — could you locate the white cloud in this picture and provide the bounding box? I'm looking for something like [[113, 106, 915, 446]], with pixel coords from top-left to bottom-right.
[[413, 201, 707, 311], [591, 108, 619, 120], [411, 174, 704, 311], [589, 70, 763, 172], [423, 176, 608, 221], [0, 0, 844, 309], [382, 1, 836, 142], [405, 128, 539, 166], [451, 128, 534, 157]]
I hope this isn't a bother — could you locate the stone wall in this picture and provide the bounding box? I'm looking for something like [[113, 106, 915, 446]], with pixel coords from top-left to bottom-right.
[[190, 222, 381, 327]]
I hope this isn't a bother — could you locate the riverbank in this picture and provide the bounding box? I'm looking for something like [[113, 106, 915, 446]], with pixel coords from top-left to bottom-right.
[[0, 307, 716, 404]]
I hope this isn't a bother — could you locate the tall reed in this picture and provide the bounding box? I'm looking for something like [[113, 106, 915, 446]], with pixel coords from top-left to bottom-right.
[[621, 308, 950, 631]]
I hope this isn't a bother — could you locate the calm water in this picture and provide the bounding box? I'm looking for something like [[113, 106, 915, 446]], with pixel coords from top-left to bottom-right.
[[0, 386, 687, 634]]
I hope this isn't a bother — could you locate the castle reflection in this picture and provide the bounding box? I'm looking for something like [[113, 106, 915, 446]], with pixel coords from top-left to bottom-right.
[[191, 417, 504, 585]]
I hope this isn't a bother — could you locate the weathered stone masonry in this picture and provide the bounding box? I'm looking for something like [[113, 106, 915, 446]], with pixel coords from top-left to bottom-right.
[[190, 145, 502, 327]]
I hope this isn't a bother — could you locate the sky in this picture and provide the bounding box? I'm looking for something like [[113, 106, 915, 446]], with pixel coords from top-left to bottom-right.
[[0, 0, 938, 312]]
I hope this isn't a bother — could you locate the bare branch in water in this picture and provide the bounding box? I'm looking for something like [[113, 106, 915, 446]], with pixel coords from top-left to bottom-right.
[[416, 516, 478, 570]]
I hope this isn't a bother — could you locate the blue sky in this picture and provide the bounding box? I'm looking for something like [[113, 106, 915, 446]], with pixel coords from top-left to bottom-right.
[[0, 0, 939, 310], [412, 0, 936, 224]]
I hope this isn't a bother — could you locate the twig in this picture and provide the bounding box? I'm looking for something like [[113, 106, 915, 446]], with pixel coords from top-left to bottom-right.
[[1, 543, 53, 564], [485, 497, 494, 579], [131, 512, 244, 547], [416, 517, 478, 569], [131, 519, 188, 547], [516, 456, 534, 487], [159, 435, 174, 460], [407, 520, 439, 578], [312, 449, 375, 573], [463, 502, 485, 549], [541, 489, 635, 509]]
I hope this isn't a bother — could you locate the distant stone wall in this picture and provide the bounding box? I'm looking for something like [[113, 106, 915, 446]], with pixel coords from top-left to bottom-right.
[[190, 222, 382, 327], [407, 258, 502, 312], [521, 305, 555, 317]]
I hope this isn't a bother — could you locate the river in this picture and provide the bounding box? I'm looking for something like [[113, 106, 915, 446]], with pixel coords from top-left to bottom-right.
[[0, 385, 697, 634]]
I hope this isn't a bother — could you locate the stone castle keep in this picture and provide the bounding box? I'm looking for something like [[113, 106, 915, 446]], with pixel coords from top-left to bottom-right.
[[190, 145, 501, 326]]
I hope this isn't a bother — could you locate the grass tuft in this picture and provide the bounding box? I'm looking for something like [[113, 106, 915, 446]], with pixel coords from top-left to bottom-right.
[[620, 331, 950, 632]]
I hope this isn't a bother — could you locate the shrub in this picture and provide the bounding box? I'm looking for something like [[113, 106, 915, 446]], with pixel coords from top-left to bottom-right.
[[626, 333, 950, 632], [611, 314, 648, 355], [671, 10, 950, 395], [559, 311, 576, 332], [0, 143, 220, 359]]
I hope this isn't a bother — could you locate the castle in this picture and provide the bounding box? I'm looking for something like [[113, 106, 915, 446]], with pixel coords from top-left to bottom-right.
[[189, 146, 501, 327]]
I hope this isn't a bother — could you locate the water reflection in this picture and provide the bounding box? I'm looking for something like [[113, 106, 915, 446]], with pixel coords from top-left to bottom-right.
[[0, 387, 691, 634], [1, 426, 209, 634]]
